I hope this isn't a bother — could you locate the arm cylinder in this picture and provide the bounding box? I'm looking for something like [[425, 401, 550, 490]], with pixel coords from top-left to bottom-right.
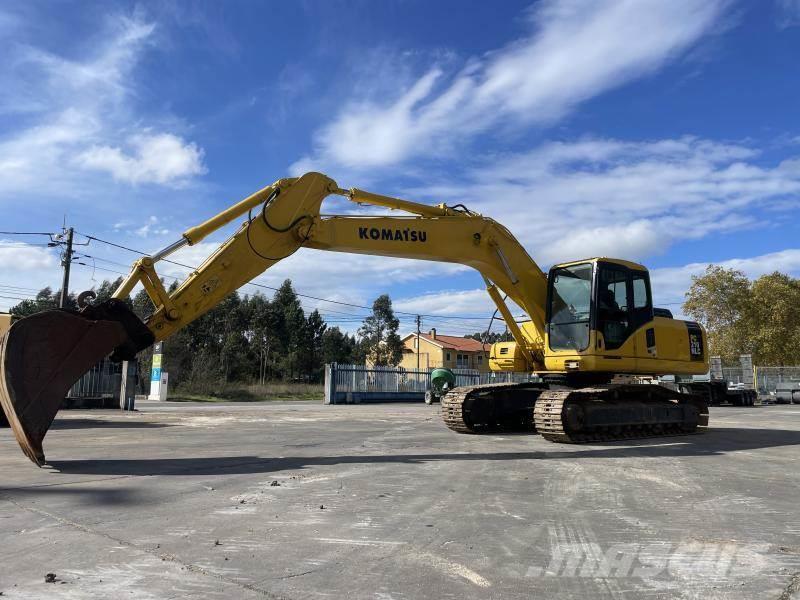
[[346, 188, 451, 218]]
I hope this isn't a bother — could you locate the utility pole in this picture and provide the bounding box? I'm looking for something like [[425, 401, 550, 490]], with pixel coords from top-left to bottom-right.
[[416, 314, 422, 370], [59, 227, 74, 308]]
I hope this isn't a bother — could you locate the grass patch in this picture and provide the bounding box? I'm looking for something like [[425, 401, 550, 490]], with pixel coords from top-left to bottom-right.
[[169, 382, 323, 403]]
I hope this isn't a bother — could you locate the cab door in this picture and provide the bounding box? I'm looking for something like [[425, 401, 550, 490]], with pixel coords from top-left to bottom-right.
[[593, 263, 654, 371], [628, 270, 657, 368]]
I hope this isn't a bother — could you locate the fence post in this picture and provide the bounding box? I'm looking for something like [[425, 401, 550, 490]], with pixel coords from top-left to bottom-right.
[[119, 360, 132, 411], [324, 363, 335, 405]]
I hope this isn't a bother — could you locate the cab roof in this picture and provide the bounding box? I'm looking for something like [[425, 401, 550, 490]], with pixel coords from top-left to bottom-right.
[[551, 257, 648, 272]]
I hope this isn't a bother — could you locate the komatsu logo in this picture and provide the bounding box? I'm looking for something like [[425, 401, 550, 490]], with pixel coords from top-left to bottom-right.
[[358, 227, 427, 242]]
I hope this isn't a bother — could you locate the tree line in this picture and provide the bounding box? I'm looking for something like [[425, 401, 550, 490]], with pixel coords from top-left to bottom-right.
[[8, 279, 408, 391], [683, 266, 800, 366]]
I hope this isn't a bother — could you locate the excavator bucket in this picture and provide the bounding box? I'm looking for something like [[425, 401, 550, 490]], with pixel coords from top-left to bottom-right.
[[0, 300, 154, 466]]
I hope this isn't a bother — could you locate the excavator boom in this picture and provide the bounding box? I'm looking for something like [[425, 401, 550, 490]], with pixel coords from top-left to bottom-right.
[[0, 172, 549, 464]]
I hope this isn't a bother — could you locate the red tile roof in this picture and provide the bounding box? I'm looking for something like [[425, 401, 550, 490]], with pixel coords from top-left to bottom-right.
[[407, 333, 489, 352]]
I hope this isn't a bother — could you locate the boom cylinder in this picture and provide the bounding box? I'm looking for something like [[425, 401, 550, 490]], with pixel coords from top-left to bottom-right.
[[183, 179, 295, 245]]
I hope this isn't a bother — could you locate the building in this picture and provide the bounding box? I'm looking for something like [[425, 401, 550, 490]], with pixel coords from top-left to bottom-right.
[[400, 328, 490, 372]]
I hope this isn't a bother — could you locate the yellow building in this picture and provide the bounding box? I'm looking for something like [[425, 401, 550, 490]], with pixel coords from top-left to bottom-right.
[[0, 312, 14, 338], [400, 328, 490, 372]]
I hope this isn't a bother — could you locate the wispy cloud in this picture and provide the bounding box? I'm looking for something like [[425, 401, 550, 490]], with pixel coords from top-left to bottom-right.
[[0, 12, 205, 199], [0, 240, 56, 271], [78, 133, 205, 185], [292, 0, 728, 174], [651, 248, 800, 316], [407, 136, 800, 264], [133, 215, 171, 238], [775, 0, 800, 28]]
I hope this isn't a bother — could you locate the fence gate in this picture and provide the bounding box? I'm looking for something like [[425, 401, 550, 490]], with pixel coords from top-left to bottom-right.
[[323, 363, 541, 404]]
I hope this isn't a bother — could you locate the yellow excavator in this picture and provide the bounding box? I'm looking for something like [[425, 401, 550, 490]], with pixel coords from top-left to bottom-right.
[[0, 172, 709, 465]]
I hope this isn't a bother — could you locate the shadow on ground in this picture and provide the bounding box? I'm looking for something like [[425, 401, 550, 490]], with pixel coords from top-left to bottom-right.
[[46, 427, 800, 477], [50, 418, 173, 430], [0, 486, 144, 506]]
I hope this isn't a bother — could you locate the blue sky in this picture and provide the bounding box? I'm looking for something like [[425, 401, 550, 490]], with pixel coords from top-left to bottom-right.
[[1, 0, 800, 337]]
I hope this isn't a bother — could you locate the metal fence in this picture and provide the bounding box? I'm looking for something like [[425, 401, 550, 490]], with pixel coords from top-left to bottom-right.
[[754, 366, 800, 396], [324, 363, 540, 404], [67, 358, 120, 399], [701, 365, 800, 396]]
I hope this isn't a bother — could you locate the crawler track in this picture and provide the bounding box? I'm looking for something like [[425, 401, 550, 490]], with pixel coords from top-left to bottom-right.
[[534, 385, 709, 443], [441, 382, 543, 434], [442, 382, 709, 443]]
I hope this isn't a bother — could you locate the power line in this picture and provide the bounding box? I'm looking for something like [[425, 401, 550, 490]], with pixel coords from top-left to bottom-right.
[[0, 231, 56, 236], [0, 283, 42, 293], [75, 231, 501, 321]]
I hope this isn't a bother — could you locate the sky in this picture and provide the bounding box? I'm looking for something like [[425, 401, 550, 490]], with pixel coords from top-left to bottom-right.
[[1, 0, 800, 337]]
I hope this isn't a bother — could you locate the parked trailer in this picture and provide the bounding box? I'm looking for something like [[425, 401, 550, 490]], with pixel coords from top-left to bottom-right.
[[675, 378, 757, 406], [774, 382, 800, 404]]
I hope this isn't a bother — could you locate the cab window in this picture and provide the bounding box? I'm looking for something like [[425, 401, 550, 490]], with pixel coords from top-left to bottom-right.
[[548, 263, 592, 352], [633, 275, 648, 308], [597, 266, 630, 350], [630, 271, 653, 329], [595, 265, 654, 351]]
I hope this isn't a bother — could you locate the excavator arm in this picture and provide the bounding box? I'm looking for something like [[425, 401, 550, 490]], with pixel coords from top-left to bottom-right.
[[0, 172, 550, 465]]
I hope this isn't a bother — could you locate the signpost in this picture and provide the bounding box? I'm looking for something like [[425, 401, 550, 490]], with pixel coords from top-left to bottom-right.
[[147, 342, 168, 401]]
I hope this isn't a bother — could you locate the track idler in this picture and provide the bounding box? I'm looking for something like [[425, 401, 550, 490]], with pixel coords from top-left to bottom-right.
[[0, 299, 153, 465]]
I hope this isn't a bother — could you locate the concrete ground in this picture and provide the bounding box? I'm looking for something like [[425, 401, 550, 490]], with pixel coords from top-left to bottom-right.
[[1, 401, 799, 600]]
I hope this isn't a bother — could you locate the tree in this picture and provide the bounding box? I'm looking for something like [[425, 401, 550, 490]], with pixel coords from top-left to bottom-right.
[[9, 286, 64, 316], [302, 309, 328, 379], [465, 331, 512, 344], [131, 286, 155, 320], [683, 265, 751, 363], [271, 280, 308, 379], [321, 327, 358, 365], [743, 272, 800, 366], [358, 294, 403, 366], [683, 266, 800, 366]]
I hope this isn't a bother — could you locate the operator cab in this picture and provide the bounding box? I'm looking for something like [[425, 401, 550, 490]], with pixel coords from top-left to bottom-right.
[[546, 258, 653, 353]]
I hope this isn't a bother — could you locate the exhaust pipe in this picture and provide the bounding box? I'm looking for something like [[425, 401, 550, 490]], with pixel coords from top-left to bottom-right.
[[0, 300, 154, 465]]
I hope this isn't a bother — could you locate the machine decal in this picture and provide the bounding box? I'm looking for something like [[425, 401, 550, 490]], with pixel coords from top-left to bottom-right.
[[646, 327, 656, 355], [685, 322, 704, 361], [358, 227, 427, 242], [200, 276, 221, 295]]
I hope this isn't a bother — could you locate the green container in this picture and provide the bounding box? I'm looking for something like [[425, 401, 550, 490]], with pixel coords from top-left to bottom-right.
[[431, 368, 456, 396]]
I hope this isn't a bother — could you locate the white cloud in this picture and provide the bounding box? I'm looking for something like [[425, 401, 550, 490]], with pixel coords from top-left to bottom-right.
[[0, 241, 56, 271], [132, 215, 171, 238], [78, 133, 206, 185], [0, 14, 205, 200], [0, 241, 61, 311], [292, 0, 728, 173], [405, 136, 800, 265], [394, 288, 494, 317], [651, 249, 800, 310]]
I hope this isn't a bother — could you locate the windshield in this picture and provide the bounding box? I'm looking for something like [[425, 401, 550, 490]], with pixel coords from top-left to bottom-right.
[[549, 263, 592, 351]]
